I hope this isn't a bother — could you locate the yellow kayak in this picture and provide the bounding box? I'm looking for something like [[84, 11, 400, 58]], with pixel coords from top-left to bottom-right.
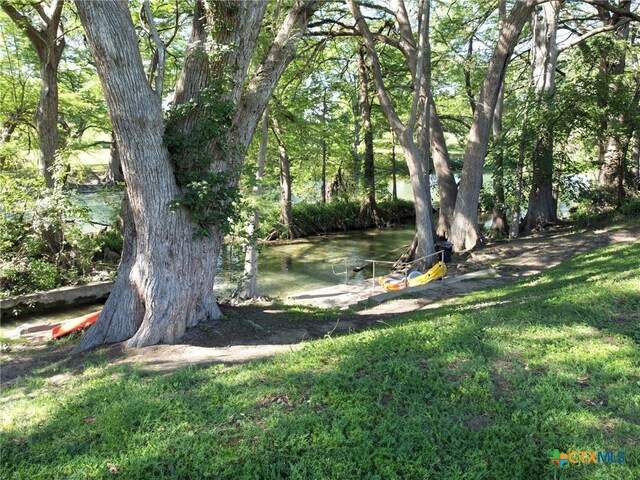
[[407, 261, 447, 287]]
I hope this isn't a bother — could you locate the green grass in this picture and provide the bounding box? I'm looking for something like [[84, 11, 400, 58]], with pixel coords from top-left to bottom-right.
[[2, 242, 639, 479]]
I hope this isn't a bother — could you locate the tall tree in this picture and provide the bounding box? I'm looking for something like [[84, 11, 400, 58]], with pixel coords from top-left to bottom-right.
[[490, 0, 509, 236], [449, 0, 536, 251], [356, 44, 380, 227], [347, 0, 436, 265], [522, 0, 560, 233], [1, 0, 65, 187], [596, 0, 634, 203], [74, 0, 320, 351]]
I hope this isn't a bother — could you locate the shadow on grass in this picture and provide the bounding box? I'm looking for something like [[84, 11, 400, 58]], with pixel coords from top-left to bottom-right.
[[2, 242, 639, 479]]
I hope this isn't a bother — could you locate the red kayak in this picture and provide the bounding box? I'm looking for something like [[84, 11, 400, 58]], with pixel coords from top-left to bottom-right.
[[51, 310, 101, 339]]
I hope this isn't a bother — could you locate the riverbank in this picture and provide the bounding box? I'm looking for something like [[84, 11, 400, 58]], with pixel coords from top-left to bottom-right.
[[2, 224, 638, 478], [3, 218, 638, 380]]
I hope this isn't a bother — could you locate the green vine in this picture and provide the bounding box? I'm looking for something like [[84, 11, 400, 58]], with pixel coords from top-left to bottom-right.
[[164, 82, 239, 237]]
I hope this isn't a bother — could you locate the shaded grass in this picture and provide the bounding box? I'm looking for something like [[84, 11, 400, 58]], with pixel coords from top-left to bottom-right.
[[1, 242, 639, 479]]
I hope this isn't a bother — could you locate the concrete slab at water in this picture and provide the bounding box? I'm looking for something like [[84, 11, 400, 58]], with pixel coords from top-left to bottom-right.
[[287, 269, 498, 310]]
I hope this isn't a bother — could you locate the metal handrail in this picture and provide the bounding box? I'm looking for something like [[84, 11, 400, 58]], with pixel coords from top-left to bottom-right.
[[331, 249, 447, 288], [331, 257, 357, 285], [365, 250, 446, 290]]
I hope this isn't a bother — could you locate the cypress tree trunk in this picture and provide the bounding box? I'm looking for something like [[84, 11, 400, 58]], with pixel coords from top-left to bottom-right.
[[522, 0, 560, 234], [103, 131, 124, 184], [75, 0, 319, 351], [449, 0, 535, 251], [597, 0, 631, 192], [348, 0, 436, 266], [490, 0, 508, 236]]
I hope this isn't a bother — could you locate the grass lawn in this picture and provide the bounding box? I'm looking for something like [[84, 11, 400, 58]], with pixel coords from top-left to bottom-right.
[[1, 242, 639, 479]]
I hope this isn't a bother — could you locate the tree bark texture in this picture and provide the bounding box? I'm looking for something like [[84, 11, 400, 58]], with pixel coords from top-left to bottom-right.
[[522, 0, 560, 233], [597, 0, 631, 189], [1, 0, 65, 188], [449, 0, 535, 251], [103, 131, 124, 184], [75, 0, 320, 350]]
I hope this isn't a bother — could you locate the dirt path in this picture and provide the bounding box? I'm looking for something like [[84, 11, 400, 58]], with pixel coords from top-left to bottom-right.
[[2, 223, 638, 385]]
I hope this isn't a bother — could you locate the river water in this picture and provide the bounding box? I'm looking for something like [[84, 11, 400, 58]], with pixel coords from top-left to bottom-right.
[[215, 225, 416, 298], [0, 226, 415, 336]]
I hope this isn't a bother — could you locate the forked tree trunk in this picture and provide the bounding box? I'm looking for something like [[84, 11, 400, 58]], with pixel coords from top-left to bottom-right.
[[357, 45, 380, 227], [1, 1, 65, 188], [75, 0, 319, 351], [522, 0, 560, 233], [449, 0, 535, 251]]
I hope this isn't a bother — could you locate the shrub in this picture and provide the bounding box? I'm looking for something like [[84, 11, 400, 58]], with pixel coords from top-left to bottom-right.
[[0, 174, 120, 297]]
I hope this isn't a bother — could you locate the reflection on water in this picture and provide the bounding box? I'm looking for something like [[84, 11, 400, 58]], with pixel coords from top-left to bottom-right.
[[0, 226, 416, 336], [215, 225, 416, 298]]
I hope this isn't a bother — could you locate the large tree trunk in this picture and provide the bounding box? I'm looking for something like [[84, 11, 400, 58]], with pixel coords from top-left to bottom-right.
[[597, 0, 631, 191], [522, 0, 560, 233], [490, 0, 508, 236], [357, 45, 380, 227], [1, 1, 65, 188], [75, 0, 319, 351], [449, 0, 535, 251], [430, 99, 457, 239]]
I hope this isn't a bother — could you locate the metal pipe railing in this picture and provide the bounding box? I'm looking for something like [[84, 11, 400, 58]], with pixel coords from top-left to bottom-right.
[[331, 249, 446, 289], [365, 249, 445, 290]]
